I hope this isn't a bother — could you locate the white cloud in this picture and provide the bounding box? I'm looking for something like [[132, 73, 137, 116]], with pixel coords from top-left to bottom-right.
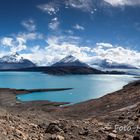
[[18, 32, 43, 41], [96, 43, 113, 48], [20, 36, 140, 68], [22, 35, 90, 66], [0, 31, 44, 56], [49, 17, 60, 30], [46, 35, 81, 45], [1, 37, 14, 47], [22, 46, 48, 66], [91, 43, 140, 67], [37, 2, 59, 15], [1, 35, 140, 68], [104, 0, 140, 7], [65, 30, 74, 34], [12, 37, 27, 52], [0, 32, 42, 53], [37, 0, 96, 15], [21, 19, 36, 32], [65, 0, 94, 13], [73, 24, 85, 30], [1, 36, 27, 53]]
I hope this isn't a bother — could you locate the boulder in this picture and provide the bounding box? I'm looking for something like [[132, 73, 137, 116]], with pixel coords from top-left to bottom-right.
[[45, 122, 62, 134]]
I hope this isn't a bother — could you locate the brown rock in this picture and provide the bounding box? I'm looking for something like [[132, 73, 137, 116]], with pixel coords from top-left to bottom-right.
[[107, 133, 117, 140], [49, 134, 65, 140], [118, 115, 125, 120], [79, 128, 89, 136], [133, 116, 139, 121], [15, 129, 28, 139], [125, 134, 133, 139], [45, 122, 62, 134], [38, 122, 49, 129], [104, 126, 113, 131]]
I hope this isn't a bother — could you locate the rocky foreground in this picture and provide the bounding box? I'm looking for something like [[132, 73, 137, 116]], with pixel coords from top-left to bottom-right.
[[0, 81, 140, 140]]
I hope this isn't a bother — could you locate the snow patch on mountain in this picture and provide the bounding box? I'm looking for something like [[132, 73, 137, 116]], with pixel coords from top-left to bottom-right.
[[0, 52, 36, 70], [0, 52, 24, 63], [52, 55, 89, 67], [59, 55, 79, 63]]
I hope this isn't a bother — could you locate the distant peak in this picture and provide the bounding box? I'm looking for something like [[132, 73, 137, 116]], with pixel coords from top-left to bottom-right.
[[66, 55, 75, 58], [52, 54, 89, 67], [0, 52, 23, 63], [63, 55, 76, 59], [59, 55, 78, 63], [0, 52, 36, 69]]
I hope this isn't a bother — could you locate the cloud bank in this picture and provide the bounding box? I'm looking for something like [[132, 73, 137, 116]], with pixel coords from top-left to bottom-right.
[[0, 33, 140, 68], [18, 35, 140, 68]]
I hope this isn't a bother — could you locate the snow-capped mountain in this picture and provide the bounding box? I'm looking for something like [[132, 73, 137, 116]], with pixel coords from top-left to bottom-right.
[[59, 55, 78, 63], [0, 52, 36, 70], [52, 55, 89, 67], [0, 52, 24, 63], [91, 58, 137, 69]]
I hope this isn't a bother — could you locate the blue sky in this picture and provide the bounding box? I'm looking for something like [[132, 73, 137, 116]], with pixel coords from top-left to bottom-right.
[[0, 0, 140, 66]]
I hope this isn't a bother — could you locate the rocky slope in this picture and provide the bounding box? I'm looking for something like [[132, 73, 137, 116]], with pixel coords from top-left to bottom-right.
[[0, 108, 44, 140], [0, 80, 139, 139], [0, 103, 139, 140]]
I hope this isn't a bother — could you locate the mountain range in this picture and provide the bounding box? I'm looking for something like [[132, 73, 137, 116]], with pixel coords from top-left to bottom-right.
[[52, 55, 137, 69], [0, 53, 136, 75]]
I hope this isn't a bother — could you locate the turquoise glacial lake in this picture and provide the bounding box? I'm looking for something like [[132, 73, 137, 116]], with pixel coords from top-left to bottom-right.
[[0, 72, 137, 103]]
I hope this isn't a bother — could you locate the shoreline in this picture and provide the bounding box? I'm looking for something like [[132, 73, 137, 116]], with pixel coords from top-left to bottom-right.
[[13, 77, 140, 105], [0, 78, 139, 107], [0, 80, 139, 139], [0, 79, 139, 114], [0, 88, 73, 107], [58, 80, 140, 118]]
